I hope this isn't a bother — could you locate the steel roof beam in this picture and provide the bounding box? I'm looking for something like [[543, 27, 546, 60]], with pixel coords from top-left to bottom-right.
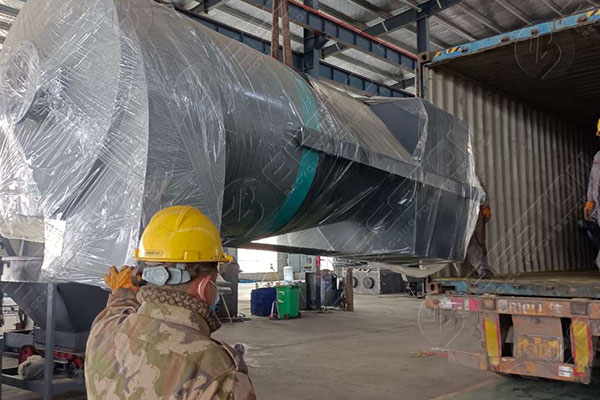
[[391, 77, 415, 90], [345, 0, 445, 50], [309, 4, 422, 53], [229, 0, 418, 70], [359, 0, 462, 37], [321, 0, 461, 58], [185, 3, 409, 86], [181, 11, 412, 97], [203, 4, 403, 82], [384, 0, 472, 41], [494, 0, 532, 24]]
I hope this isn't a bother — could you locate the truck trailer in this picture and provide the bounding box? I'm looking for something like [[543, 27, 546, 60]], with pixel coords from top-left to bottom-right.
[[424, 8, 600, 384], [427, 273, 600, 383]]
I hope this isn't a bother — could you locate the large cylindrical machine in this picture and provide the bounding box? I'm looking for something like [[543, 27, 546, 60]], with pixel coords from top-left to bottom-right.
[[0, 0, 482, 285]]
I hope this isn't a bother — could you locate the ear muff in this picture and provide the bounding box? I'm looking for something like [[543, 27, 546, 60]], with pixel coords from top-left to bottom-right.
[[141, 265, 191, 286]]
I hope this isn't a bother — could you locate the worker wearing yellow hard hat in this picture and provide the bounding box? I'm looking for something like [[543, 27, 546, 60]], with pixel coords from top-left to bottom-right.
[[134, 206, 233, 264], [85, 206, 256, 400]]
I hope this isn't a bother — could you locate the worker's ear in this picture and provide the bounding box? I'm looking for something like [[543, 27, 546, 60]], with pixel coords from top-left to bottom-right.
[[196, 275, 213, 302]]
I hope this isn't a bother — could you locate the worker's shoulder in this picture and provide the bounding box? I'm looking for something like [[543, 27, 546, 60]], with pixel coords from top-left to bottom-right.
[[131, 318, 239, 371]]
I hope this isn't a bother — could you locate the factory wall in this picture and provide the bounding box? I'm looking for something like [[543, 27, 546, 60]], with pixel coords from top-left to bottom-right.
[[426, 68, 595, 274], [237, 249, 278, 274]]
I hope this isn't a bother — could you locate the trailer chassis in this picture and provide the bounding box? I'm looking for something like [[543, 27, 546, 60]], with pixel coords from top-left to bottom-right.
[[426, 286, 599, 384]]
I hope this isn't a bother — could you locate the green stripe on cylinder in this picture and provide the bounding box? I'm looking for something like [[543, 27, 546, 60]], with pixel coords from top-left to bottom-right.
[[262, 75, 320, 233]]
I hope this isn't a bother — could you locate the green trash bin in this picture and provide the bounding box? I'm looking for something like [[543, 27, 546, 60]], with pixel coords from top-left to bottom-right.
[[276, 285, 300, 319]]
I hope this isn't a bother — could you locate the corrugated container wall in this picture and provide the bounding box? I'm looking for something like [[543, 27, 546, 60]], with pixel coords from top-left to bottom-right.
[[426, 68, 595, 275]]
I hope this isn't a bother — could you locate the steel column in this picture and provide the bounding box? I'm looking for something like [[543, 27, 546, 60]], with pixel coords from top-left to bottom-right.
[[303, 0, 321, 77], [416, 16, 429, 97], [321, 0, 461, 58], [417, 17, 430, 54], [302, 33, 323, 77], [43, 283, 56, 400], [270, 0, 280, 60], [345, 268, 354, 311], [280, 0, 293, 66], [0, 338, 3, 400], [392, 77, 416, 90]]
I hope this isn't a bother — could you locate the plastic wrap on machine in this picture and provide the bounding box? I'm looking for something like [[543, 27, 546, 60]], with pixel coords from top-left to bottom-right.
[[0, 0, 483, 285]]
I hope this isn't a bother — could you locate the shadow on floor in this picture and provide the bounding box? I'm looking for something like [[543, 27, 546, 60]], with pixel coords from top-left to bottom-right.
[[441, 375, 600, 400]]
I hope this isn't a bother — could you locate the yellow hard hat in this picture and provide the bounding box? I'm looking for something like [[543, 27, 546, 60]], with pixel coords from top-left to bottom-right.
[[597, 118, 600, 137], [134, 206, 232, 263]]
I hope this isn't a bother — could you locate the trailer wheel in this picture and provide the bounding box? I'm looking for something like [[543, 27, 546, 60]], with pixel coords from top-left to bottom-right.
[[362, 277, 375, 289]]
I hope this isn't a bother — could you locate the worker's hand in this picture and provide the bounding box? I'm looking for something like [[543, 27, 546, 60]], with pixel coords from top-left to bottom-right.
[[584, 201, 595, 221], [104, 266, 139, 292], [481, 205, 491, 222]]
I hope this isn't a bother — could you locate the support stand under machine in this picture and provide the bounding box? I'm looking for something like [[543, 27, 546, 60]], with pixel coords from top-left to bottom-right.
[[0, 257, 108, 399]]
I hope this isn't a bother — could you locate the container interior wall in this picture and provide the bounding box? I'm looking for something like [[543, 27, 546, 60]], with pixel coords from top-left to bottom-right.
[[426, 68, 594, 275]]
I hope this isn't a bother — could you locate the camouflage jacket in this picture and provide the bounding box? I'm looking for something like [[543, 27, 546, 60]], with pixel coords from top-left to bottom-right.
[[85, 286, 256, 400]]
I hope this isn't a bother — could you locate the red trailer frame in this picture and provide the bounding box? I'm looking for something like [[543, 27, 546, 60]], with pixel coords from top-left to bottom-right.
[[426, 284, 598, 384]]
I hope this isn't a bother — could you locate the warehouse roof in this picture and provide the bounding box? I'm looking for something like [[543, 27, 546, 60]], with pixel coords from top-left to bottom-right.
[[1, 0, 598, 95]]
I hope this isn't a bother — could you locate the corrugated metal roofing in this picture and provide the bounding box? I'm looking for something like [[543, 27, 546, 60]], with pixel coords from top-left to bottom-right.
[[202, 0, 599, 94], [0, 238, 43, 258], [2, 0, 597, 92], [0, 0, 24, 50]]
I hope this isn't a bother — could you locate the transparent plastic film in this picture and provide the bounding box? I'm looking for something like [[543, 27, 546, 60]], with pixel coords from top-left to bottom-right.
[[0, 0, 482, 285]]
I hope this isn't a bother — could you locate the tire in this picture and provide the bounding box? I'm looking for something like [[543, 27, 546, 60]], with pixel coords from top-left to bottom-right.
[[363, 277, 375, 289]]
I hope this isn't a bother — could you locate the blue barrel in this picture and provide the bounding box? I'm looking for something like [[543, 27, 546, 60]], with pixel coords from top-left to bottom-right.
[[251, 287, 277, 317]]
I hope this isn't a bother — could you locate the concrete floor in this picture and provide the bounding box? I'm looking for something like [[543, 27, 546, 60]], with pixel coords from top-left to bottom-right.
[[2, 283, 600, 399]]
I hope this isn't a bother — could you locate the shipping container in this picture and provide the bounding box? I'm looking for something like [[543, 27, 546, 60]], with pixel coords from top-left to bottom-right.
[[426, 69, 594, 275], [425, 8, 600, 383]]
